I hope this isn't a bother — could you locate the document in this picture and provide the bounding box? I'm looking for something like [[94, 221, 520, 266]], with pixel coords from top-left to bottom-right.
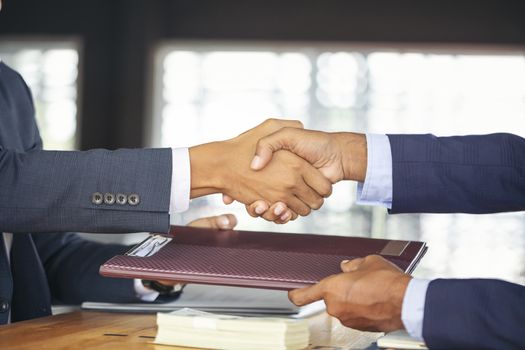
[[100, 225, 427, 290]]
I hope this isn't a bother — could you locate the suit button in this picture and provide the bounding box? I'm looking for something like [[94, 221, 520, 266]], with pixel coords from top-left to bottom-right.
[[0, 299, 10, 313], [116, 193, 127, 205], [104, 193, 116, 205], [91, 192, 103, 205], [128, 194, 140, 206]]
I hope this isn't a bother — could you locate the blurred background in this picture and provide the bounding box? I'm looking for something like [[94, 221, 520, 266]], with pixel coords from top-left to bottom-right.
[[1, 0, 524, 284]]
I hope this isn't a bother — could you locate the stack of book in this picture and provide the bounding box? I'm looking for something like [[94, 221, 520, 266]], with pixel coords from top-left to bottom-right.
[[154, 308, 310, 350]]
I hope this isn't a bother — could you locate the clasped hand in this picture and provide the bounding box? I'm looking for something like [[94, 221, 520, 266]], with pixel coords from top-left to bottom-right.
[[189, 119, 334, 223], [215, 118, 366, 223]]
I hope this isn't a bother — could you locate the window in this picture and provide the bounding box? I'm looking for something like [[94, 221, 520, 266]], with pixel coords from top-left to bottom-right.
[[153, 43, 525, 283], [0, 40, 80, 150]]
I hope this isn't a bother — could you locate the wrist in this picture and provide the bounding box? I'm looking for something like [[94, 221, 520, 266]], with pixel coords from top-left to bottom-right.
[[335, 132, 367, 182], [391, 274, 412, 330], [189, 142, 227, 198]]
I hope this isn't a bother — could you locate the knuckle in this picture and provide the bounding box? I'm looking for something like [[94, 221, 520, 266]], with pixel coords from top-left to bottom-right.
[[265, 118, 282, 128], [291, 120, 304, 128], [281, 126, 295, 135], [368, 254, 382, 262]]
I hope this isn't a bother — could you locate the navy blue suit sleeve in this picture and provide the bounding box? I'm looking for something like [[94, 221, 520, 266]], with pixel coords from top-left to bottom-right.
[[387, 133, 525, 213], [32, 233, 140, 304], [423, 279, 525, 349]]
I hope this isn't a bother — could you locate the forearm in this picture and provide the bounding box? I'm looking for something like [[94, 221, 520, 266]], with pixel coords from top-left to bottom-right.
[[188, 141, 227, 198]]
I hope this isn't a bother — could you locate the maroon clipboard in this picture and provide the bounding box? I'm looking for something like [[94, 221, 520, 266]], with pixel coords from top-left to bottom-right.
[[100, 226, 427, 290]]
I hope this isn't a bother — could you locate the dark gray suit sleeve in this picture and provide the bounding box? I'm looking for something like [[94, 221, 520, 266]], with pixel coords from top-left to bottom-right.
[[32, 233, 140, 304], [0, 147, 173, 233]]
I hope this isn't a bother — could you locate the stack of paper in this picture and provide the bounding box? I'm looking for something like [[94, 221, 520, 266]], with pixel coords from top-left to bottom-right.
[[154, 308, 310, 350], [377, 330, 428, 349]]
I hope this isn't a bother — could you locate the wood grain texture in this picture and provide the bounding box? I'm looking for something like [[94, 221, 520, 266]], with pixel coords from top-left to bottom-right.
[[0, 311, 381, 350]]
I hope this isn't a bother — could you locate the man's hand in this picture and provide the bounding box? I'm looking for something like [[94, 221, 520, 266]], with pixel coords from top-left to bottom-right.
[[252, 128, 368, 183], [288, 255, 411, 333], [154, 214, 238, 287], [244, 126, 367, 220], [189, 119, 333, 217]]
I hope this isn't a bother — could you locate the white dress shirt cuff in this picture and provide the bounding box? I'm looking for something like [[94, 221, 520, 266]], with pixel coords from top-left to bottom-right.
[[401, 278, 431, 341], [356, 134, 393, 209], [133, 279, 160, 302], [169, 148, 191, 214]]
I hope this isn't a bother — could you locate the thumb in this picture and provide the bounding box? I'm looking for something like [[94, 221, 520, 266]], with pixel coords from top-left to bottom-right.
[[251, 128, 301, 170]]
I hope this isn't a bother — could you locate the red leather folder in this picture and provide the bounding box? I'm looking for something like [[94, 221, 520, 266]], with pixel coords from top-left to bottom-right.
[[100, 226, 427, 290]]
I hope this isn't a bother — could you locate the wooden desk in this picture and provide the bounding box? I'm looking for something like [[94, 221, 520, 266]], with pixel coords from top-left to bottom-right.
[[0, 311, 381, 350]]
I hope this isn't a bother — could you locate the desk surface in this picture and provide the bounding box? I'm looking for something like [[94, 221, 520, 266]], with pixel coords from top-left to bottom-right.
[[0, 311, 381, 350]]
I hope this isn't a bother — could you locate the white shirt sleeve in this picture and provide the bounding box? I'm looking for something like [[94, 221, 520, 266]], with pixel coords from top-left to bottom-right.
[[169, 148, 191, 218], [356, 134, 393, 208], [133, 279, 160, 302], [134, 147, 191, 299], [401, 278, 431, 341]]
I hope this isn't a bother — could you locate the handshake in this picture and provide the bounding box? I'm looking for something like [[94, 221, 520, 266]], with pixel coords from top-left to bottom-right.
[[189, 118, 368, 222]]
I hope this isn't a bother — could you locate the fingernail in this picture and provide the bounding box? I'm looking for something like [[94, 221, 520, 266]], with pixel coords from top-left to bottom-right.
[[341, 260, 349, 264], [219, 216, 230, 227], [255, 205, 265, 215], [250, 155, 262, 170], [280, 212, 290, 221], [274, 204, 285, 216]]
